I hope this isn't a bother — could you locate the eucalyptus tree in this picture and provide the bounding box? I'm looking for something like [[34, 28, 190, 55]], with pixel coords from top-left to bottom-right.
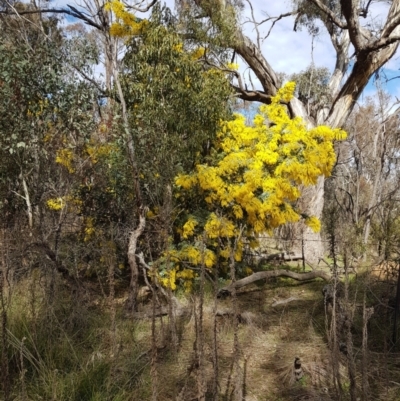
[[0, 7, 101, 281]]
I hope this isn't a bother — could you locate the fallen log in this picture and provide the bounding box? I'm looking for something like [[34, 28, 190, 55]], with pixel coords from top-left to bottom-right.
[[257, 252, 304, 264], [271, 296, 301, 307], [216, 309, 257, 324], [217, 269, 331, 297]]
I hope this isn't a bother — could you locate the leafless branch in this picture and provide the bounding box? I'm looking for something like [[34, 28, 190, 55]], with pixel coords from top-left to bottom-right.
[[360, 0, 374, 18], [204, 59, 272, 104], [244, 0, 261, 49], [29, 242, 71, 278], [0, 6, 104, 31], [2, 0, 50, 44], [263, 12, 295, 41], [232, 85, 272, 103], [271, 296, 301, 307], [136, 252, 169, 299], [72, 65, 108, 96], [234, 32, 279, 94], [218, 269, 330, 297]]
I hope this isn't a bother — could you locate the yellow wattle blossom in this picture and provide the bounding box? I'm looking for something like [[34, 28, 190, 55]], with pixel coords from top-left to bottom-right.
[[177, 268, 195, 280], [182, 217, 198, 239], [191, 47, 205, 60], [46, 195, 82, 212], [105, 0, 148, 38], [244, 267, 253, 276], [55, 148, 75, 173], [84, 217, 95, 242], [159, 267, 177, 290], [204, 249, 217, 268], [172, 42, 183, 52], [185, 245, 201, 265], [305, 216, 321, 233], [27, 98, 49, 118], [46, 197, 65, 211], [170, 82, 346, 287], [86, 143, 115, 164], [204, 213, 236, 239], [226, 62, 239, 70]]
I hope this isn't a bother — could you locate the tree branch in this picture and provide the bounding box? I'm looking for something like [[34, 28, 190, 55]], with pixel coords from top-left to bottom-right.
[[203, 58, 272, 104], [0, 6, 104, 31], [381, 1, 400, 39], [72, 65, 108, 96], [309, 0, 347, 29], [30, 241, 71, 277], [234, 31, 279, 95], [271, 296, 301, 307], [243, 0, 261, 49], [232, 85, 272, 103], [124, 0, 157, 12], [339, 0, 363, 50], [366, 35, 400, 52], [260, 12, 297, 41], [217, 269, 330, 297]]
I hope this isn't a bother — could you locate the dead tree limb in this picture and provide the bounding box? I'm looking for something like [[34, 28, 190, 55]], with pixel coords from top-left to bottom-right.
[[271, 296, 301, 307], [256, 252, 304, 264], [218, 269, 330, 297]]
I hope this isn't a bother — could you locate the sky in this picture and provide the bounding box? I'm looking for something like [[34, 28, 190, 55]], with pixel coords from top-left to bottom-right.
[[54, 0, 400, 101]]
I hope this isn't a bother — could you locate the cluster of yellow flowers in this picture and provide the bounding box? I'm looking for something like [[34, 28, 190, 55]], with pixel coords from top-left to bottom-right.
[[84, 217, 95, 242], [176, 82, 346, 236], [226, 62, 239, 70], [159, 266, 197, 292], [55, 148, 75, 173], [163, 82, 346, 291], [86, 143, 115, 164], [46, 195, 82, 212], [46, 197, 65, 211], [172, 42, 183, 52], [191, 47, 205, 60], [105, 0, 148, 38], [27, 99, 49, 118]]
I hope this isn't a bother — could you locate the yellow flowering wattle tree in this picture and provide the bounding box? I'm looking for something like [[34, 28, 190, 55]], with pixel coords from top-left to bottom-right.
[[161, 82, 346, 290]]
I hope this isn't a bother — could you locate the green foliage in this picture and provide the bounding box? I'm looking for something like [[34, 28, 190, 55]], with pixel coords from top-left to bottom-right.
[[290, 65, 331, 106], [121, 5, 232, 200], [176, 0, 241, 48], [291, 0, 341, 34], [0, 20, 99, 228]]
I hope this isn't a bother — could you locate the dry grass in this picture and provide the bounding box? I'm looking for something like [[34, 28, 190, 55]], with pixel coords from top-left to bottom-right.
[[3, 269, 400, 401], [144, 278, 339, 400]]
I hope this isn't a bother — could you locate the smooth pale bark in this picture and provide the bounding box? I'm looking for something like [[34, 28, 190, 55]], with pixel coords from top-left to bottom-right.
[[217, 269, 330, 297], [126, 214, 146, 310]]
